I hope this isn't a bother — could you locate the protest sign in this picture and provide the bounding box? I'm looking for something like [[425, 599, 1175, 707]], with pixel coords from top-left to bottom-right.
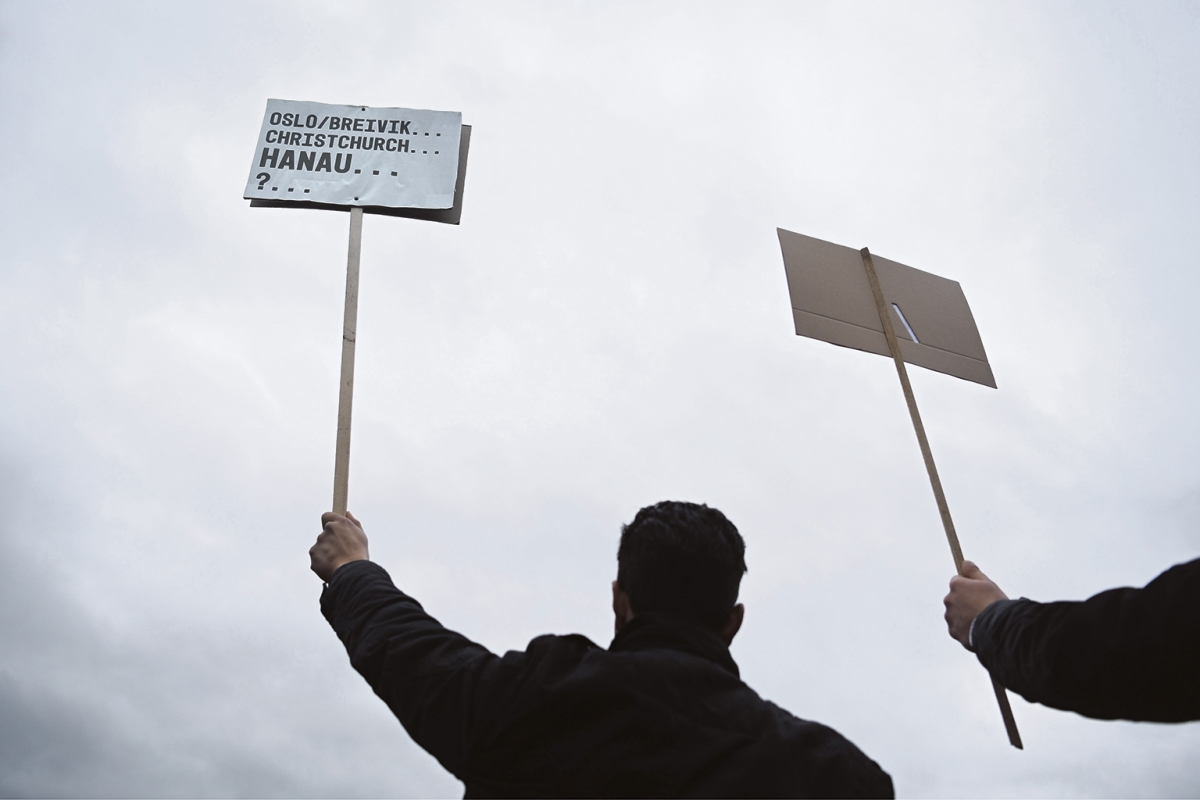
[[778, 228, 1021, 749], [245, 99, 460, 205], [245, 99, 470, 514], [778, 228, 994, 388]]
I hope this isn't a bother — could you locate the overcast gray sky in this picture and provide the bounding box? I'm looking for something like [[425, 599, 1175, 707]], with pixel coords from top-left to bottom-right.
[[1, 1, 1198, 796]]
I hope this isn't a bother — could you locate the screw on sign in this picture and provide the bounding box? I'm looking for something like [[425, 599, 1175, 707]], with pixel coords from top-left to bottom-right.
[[244, 98, 471, 515]]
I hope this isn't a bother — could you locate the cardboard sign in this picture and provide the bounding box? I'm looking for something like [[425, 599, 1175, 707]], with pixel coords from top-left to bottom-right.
[[243, 99, 462, 210], [778, 228, 995, 388]]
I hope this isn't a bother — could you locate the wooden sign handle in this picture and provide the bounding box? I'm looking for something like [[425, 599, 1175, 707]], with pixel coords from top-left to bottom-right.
[[860, 247, 1023, 750], [332, 207, 364, 515]]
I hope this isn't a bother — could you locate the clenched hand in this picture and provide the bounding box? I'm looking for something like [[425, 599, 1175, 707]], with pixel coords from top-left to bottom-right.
[[943, 560, 1007, 650], [310, 511, 370, 581]]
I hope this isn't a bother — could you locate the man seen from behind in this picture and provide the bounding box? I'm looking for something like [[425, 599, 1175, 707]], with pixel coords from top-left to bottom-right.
[[311, 500, 893, 798]]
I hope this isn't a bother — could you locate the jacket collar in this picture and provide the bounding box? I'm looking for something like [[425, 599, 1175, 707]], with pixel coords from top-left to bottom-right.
[[608, 612, 740, 678]]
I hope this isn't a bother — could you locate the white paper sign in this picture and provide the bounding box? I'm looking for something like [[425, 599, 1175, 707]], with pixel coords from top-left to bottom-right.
[[243, 99, 462, 209]]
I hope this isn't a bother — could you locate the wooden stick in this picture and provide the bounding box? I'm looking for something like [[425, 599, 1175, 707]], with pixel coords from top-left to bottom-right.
[[860, 247, 1023, 750], [332, 207, 363, 515]]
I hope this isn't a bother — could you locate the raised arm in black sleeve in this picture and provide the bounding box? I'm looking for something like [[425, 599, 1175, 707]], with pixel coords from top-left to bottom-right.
[[971, 557, 1200, 721], [320, 560, 509, 776]]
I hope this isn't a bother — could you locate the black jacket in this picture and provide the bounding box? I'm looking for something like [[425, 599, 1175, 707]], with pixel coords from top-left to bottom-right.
[[973, 557, 1200, 722], [321, 560, 893, 798]]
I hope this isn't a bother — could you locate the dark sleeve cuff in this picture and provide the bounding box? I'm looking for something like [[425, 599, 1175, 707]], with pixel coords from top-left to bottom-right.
[[971, 597, 1024, 670], [325, 558, 383, 588], [320, 559, 412, 636]]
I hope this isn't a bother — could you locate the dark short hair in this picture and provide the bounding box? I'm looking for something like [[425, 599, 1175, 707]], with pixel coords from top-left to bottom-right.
[[617, 501, 747, 630]]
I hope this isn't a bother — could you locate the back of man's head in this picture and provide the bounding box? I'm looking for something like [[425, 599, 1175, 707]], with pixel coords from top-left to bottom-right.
[[617, 501, 747, 631]]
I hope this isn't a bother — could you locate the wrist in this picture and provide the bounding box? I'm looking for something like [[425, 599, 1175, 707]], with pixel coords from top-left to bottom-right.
[[330, 555, 369, 576]]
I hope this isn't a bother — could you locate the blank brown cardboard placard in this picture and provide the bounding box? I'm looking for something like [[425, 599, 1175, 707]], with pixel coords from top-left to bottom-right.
[[778, 228, 995, 388]]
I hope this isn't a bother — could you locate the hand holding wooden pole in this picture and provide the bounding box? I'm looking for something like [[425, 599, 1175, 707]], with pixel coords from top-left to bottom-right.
[[333, 207, 364, 515], [860, 247, 1023, 750]]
